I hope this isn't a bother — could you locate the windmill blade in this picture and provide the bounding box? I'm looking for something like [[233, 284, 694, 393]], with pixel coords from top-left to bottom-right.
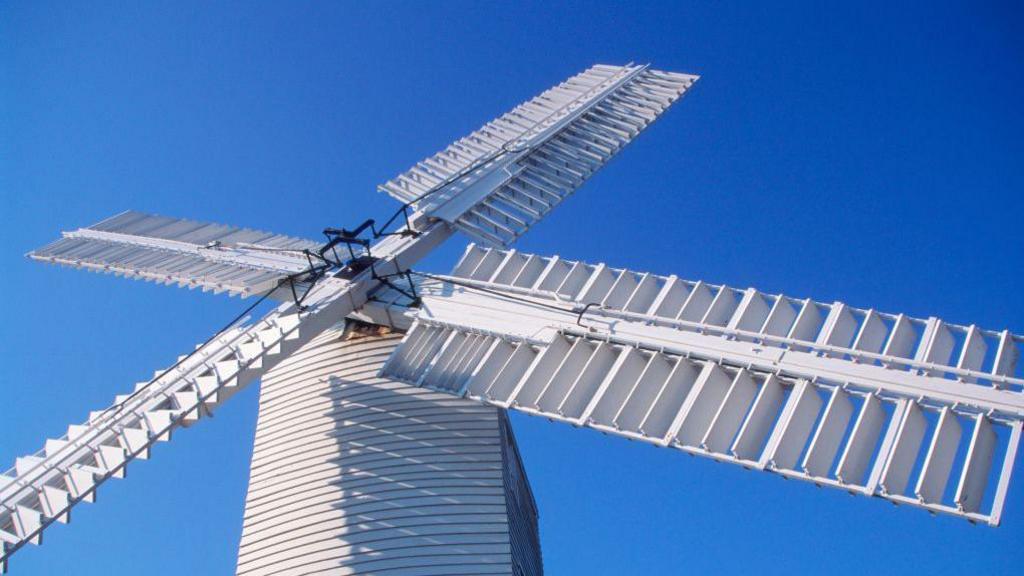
[[380, 244, 1024, 525], [28, 211, 320, 298], [380, 64, 698, 246], [1, 222, 450, 570], [0, 310, 300, 567]]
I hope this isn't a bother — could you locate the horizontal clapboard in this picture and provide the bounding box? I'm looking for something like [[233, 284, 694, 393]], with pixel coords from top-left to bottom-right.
[[379, 64, 698, 246], [237, 327, 542, 576], [29, 211, 318, 297], [382, 321, 1023, 525], [450, 244, 1024, 391]]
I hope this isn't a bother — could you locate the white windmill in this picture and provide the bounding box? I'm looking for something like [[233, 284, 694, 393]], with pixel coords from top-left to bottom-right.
[[2, 63, 1021, 575]]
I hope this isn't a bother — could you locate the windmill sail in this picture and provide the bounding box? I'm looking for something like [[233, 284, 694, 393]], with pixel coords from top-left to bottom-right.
[[28, 211, 319, 297], [1, 221, 452, 568], [380, 244, 1024, 525], [0, 307, 307, 563], [380, 64, 698, 246]]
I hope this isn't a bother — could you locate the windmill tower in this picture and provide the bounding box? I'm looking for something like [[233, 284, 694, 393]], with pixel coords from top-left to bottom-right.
[[2, 63, 1022, 574]]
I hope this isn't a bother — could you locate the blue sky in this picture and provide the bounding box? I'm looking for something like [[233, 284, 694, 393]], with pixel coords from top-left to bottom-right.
[[2, 1, 1023, 574]]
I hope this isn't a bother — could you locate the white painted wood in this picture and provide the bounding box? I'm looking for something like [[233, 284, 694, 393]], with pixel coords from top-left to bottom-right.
[[766, 380, 824, 470], [836, 394, 886, 486], [29, 211, 318, 298], [615, 354, 674, 433], [641, 359, 700, 439], [386, 265, 1024, 521], [761, 296, 797, 337], [585, 348, 648, 425], [534, 256, 568, 291], [993, 330, 1020, 379], [956, 325, 987, 382], [816, 303, 857, 350], [509, 335, 574, 407], [379, 64, 697, 246], [677, 281, 714, 322], [880, 402, 928, 497], [528, 337, 593, 409], [882, 314, 918, 362], [557, 342, 619, 419], [731, 375, 786, 462], [727, 289, 771, 332], [602, 270, 639, 309], [787, 300, 824, 347], [852, 310, 888, 356], [674, 364, 733, 447], [237, 328, 541, 576], [624, 273, 662, 314], [701, 287, 740, 327], [916, 318, 956, 374], [916, 407, 963, 504], [955, 414, 996, 513], [803, 387, 854, 478], [484, 343, 539, 403], [9, 56, 1024, 574], [649, 276, 690, 319], [702, 369, 759, 454], [2, 222, 453, 565], [463, 339, 515, 397], [990, 421, 1022, 525], [415, 269, 1024, 413]]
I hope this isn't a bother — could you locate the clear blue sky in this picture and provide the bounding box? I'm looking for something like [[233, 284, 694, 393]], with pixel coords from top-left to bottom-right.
[[2, 2, 1022, 574]]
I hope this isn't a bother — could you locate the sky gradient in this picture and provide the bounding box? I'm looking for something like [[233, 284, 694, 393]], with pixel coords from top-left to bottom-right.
[[2, 2, 1023, 574]]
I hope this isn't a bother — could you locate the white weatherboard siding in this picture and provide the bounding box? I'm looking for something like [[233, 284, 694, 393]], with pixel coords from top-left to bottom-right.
[[236, 323, 541, 575]]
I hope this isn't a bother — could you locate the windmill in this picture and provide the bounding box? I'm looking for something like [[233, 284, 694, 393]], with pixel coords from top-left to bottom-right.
[[2, 62, 1022, 574]]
